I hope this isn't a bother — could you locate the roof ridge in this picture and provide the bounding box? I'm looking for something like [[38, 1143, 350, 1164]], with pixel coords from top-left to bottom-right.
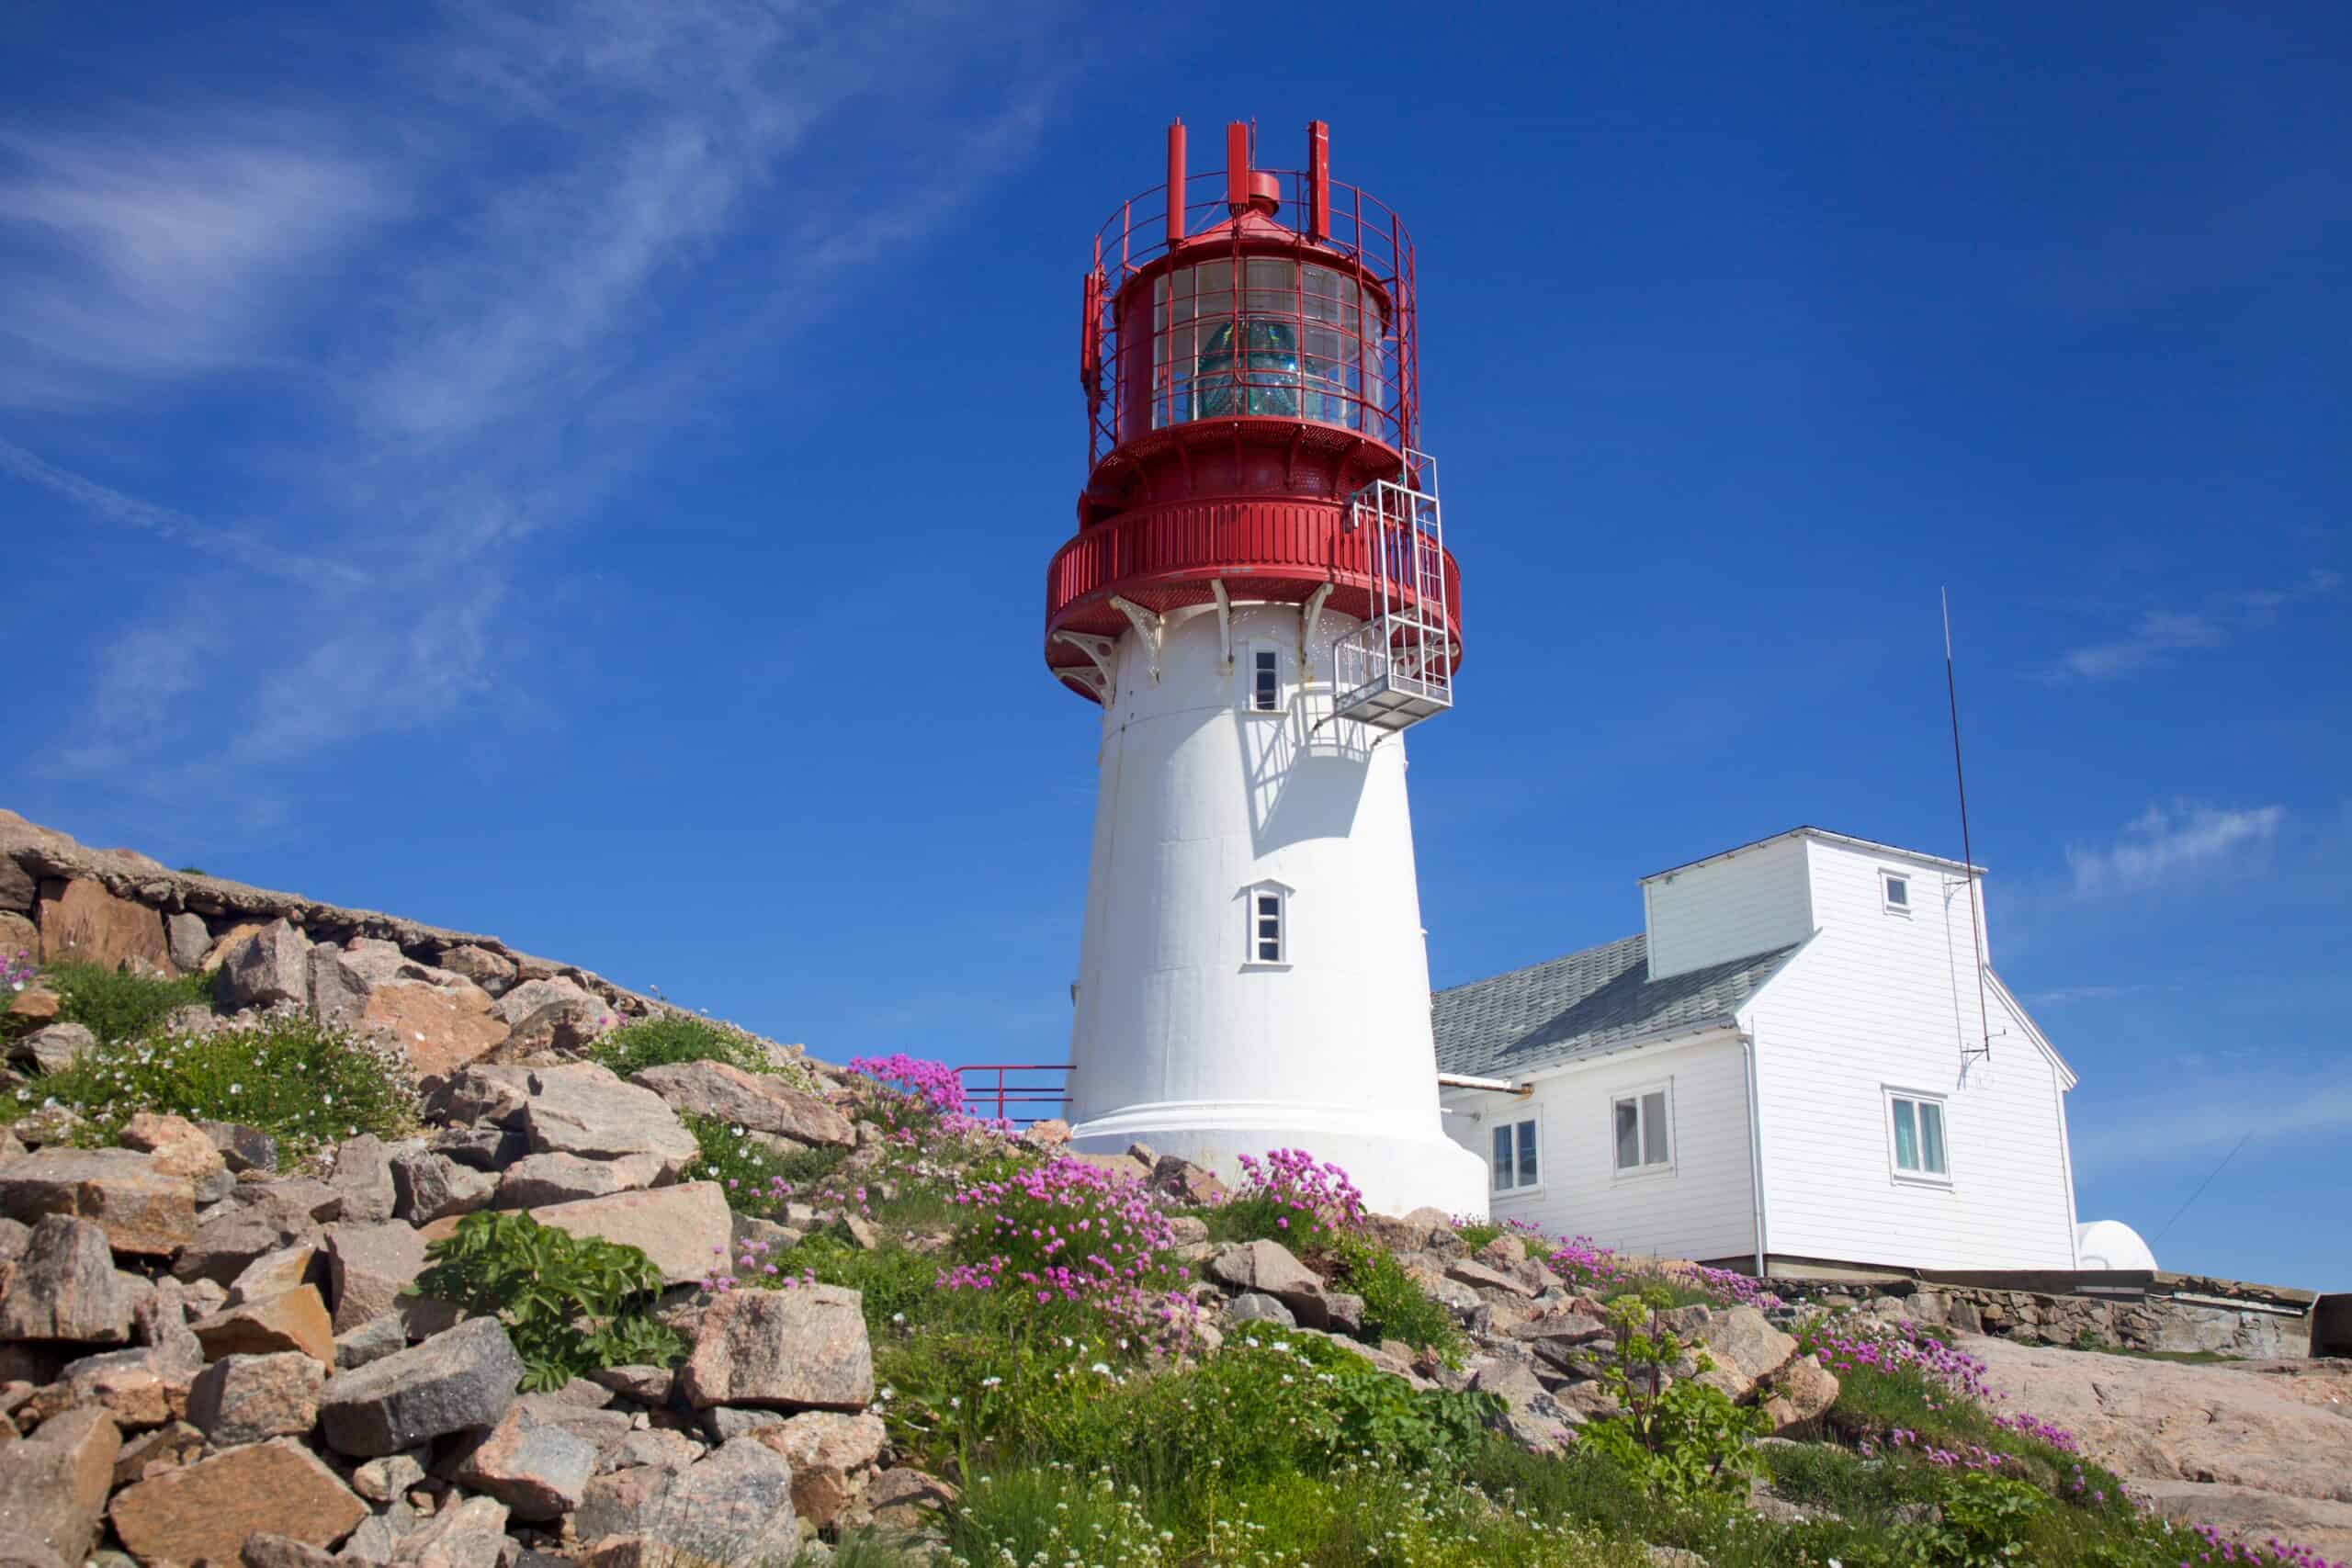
[[1432, 930, 1643, 998]]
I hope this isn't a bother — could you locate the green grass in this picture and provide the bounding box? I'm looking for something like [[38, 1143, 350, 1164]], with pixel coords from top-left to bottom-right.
[[945, 1456, 1643, 1567], [765, 1234, 940, 1333], [680, 1111, 849, 1218], [1596, 1272, 1724, 1310], [1329, 1231, 1465, 1359], [1453, 1219, 1507, 1250], [9, 1013, 417, 1154], [35, 962, 215, 1045], [2079, 1344, 2239, 1363], [586, 1012, 809, 1089]]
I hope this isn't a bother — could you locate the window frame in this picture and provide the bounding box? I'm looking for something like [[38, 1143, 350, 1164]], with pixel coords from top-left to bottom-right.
[[1609, 1079, 1676, 1179], [1881, 868, 1913, 916], [1883, 1087, 1953, 1186], [1241, 879, 1292, 970], [1489, 1111, 1543, 1197], [1249, 644, 1283, 714]]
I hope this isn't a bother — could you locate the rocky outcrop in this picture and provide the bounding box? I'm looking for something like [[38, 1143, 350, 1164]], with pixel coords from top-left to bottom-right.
[[1969, 1335, 2352, 1558]]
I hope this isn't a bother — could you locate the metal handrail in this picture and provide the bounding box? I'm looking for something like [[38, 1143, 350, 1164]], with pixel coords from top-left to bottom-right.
[[954, 1063, 1073, 1127]]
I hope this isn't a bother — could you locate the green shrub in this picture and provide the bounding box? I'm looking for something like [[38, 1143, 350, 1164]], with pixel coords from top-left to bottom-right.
[[12, 1013, 415, 1153], [588, 1013, 805, 1088], [412, 1212, 684, 1392], [39, 962, 215, 1045], [1329, 1231, 1464, 1358], [1575, 1292, 1767, 1503]]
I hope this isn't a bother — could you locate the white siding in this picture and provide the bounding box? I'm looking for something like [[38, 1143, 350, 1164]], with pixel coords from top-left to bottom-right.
[[1741, 838, 2076, 1271], [1643, 835, 1813, 980], [1442, 1034, 1757, 1262]]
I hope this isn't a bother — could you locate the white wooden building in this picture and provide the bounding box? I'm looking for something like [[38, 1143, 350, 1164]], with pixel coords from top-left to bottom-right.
[[1434, 828, 2082, 1275]]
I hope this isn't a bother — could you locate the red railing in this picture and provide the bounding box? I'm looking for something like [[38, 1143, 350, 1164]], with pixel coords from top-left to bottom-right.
[[956, 1063, 1073, 1127], [1044, 498, 1462, 642]]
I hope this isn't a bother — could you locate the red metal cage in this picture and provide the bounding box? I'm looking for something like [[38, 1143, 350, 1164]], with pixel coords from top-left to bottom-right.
[[1079, 123, 1420, 472]]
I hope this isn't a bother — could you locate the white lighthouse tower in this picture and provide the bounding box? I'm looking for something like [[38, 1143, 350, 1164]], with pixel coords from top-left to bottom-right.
[[1043, 120, 1486, 1217]]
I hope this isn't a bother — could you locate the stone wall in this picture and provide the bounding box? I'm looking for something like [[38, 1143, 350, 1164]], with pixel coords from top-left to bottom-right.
[[1785, 1272, 2314, 1360]]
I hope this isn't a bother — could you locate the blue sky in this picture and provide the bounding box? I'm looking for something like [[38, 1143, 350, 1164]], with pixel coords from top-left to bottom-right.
[[3, 2, 2345, 1289]]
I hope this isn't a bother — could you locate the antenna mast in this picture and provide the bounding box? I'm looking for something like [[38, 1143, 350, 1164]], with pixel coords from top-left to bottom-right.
[[1944, 589, 1993, 1063]]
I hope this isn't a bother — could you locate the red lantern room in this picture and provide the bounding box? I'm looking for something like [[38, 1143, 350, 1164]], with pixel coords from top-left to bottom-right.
[[1045, 119, 1459, 732]]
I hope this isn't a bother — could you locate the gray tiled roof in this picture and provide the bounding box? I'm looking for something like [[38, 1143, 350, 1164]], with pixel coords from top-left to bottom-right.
[[1431, 933, 1798, 1080]]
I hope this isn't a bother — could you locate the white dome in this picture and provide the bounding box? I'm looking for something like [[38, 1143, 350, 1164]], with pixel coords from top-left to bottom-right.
[[2075, 1219, 2158, 1272]]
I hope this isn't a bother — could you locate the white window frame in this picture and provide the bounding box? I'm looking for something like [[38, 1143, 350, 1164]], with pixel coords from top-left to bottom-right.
[[1609, 1079, 1676, 1179], [1883, 1086, 1952, 1186], [1881, 868, 1913, 916], [1241, 880, 1291, 969], [1489, 1111, 1543, 1196], [1244, 640, 1283, 715]]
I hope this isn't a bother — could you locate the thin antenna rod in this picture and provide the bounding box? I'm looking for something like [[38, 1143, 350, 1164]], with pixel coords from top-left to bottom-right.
[[1944, 589, 1993, 1062], [2152, 1128, 2255, 1245]]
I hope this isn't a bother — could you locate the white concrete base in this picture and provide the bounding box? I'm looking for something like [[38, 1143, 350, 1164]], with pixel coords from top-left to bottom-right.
[[1070, 1099, 1491, 1221]]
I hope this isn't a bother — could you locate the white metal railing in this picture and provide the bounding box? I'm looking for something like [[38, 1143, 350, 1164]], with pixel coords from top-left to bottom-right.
[[1330, 449, 1453, 732]]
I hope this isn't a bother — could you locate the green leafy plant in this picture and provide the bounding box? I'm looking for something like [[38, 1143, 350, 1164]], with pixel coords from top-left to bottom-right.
[[588, 1013, 807, 1088], [38, 962, 215, 1046], [1895, 1470, 2050, 1566], [412, 1211, 684, 1391], [1577, 1290, 1767, 1503], [11, 1013, 415, 1153]]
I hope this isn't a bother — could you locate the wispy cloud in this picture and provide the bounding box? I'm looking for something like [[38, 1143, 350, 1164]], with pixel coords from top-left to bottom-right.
[[0, 438, 361, 588], [0, 128, 397, 405], [2072, 1065, 2352, 1174], [2048, 570, 2340, 682], [2022, 982, 2175, 1007], [2, 0, 1071, 797], [2065, 801, 2286, 897]]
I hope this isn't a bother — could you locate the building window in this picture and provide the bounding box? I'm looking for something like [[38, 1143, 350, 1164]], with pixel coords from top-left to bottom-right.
[[1490, 1115, 1540, 1192], [1251, 648, 1281, 712], [1882, 871, 1911, 913], [1243, 881, 1288, 966], [1888, 1091, 1950, 1179], [1611, 1087, 1671, 1173]]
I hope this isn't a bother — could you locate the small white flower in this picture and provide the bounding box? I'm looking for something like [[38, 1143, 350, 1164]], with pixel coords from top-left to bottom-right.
[[228, 1084, 242, 1096]]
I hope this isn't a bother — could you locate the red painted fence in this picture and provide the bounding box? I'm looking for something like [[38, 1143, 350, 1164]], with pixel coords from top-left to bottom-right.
[[956, 1063, 1073, 1127]]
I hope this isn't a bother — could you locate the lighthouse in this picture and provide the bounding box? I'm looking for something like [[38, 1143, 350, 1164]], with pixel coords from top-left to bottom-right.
[[1043, 119, 1487, 1218]]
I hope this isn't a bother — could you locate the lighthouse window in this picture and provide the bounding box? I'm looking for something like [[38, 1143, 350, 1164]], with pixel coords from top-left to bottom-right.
[[1150, 259, 1388, 435], [1243, 881, 1288, 966], [1251, 649, 1280, 711]]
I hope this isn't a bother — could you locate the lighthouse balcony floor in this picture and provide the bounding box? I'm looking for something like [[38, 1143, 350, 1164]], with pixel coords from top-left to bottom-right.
[[1333, 665, 1451, 732]]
